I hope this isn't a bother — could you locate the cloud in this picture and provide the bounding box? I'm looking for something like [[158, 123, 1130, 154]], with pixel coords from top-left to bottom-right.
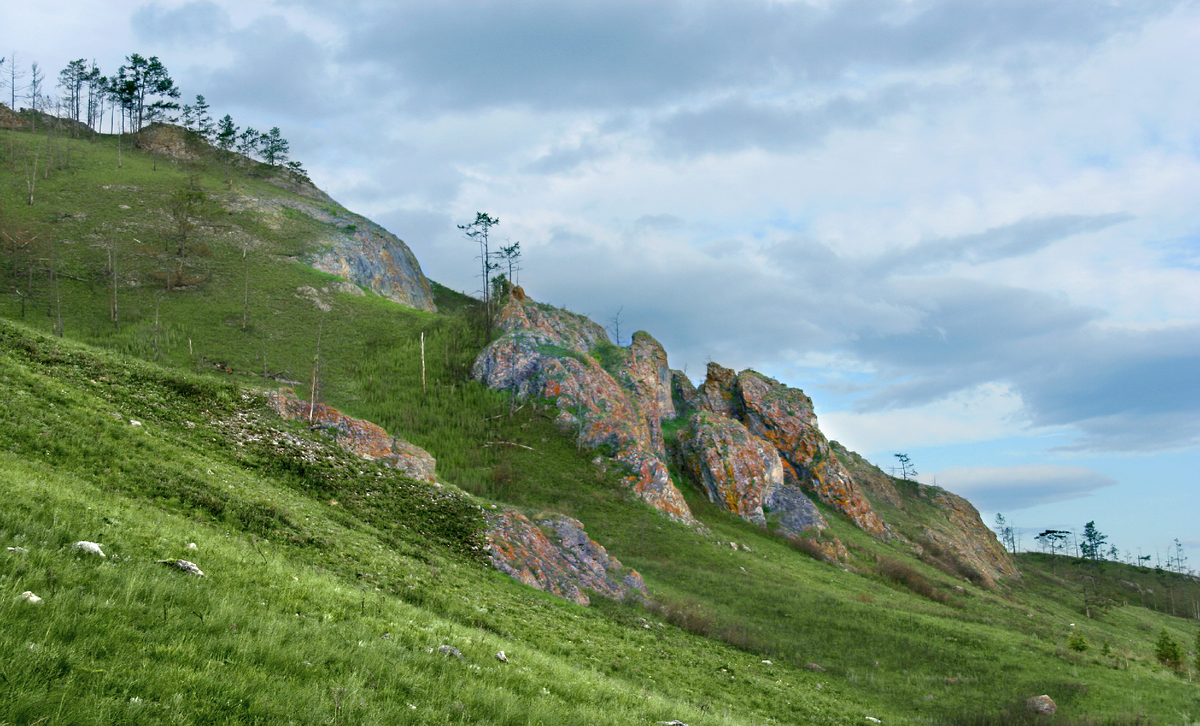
[[870, 213, 1136, 274], [131, 1, 231, 44], [926, 464, 1118, 511], [294, 0, 1181, 114]]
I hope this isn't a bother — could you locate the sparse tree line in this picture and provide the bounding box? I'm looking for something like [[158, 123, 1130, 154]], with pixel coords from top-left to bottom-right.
[[1, 52, 307, 181], [993, 513, 1193, 575]]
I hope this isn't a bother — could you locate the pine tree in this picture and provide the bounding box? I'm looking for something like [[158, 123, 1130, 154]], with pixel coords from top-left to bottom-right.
[[1081, 521, 1108, 560], [1154, 628, 1183, 672], [259, 127, 289, 166]]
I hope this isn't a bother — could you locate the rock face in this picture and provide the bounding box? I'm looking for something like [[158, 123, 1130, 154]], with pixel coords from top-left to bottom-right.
[[693, 364, 887, 537], [268, 388, 436, 482], [306, 210, 437, 313], [676, 410, 827, 535], [134, 123, 201, 160], [486, 509, 648, 606], [676, 411, 782, 525], [473, 297, 695, 524]]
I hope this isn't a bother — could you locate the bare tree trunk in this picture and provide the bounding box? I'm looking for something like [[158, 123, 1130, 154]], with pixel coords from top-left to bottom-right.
[[308, 318, 324, 423], [241, 246, 249, 332], [421, 331, 427, 399]]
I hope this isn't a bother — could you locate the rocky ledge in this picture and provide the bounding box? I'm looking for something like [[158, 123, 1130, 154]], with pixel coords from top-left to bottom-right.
[[267, 388, 436, 482]]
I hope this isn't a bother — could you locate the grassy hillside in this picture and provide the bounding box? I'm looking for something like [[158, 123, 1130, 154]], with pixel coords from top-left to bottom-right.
[[3, 121, 1199, 724]]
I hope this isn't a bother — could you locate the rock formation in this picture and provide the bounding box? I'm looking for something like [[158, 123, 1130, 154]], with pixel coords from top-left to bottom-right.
[[268, 388, 436, 482], [690, 364, 888, 537], [473, 296, 695, 524], [486, 509, 649, 606]]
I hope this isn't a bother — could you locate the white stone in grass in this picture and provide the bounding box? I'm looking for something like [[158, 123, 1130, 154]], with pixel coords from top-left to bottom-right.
[[7, 546, 28, 554], [186, 542, 198, 550], [761, 660, 773, 665], [75, 541, 106, 557], [129, 420, 142, 427], [658, 721, 690, 726], [21, 591, 43, 604], [158, 559, 205, 576], [866, 718, 882, 724], [495, 651, 508, 663], [438, 645, 463, 659]]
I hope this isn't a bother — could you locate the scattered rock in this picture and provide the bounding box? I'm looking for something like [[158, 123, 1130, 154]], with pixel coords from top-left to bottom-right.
[[20, 591, 43, 605], [658, 721, 690, 726], [806, 663, 825, 672], [129, 420, 142, 427], [495, 651, 508, 663], [6, 546, 28, 554], [158, 559, 205, 576], [866, 718, 881, 723], [438, 645, 463, 659], [74, 541, 106, 557], [186, 542, 198, 551], [761, 660, 773, 665], [1026, 695, 1056, 715]]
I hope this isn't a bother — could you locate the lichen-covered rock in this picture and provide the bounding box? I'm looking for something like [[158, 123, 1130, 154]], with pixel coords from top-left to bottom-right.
[[671, 370, 699, 414], [732, 370, 888, 537], [830, 441, 903, 508], [1026, 695, 1056, 715], [677, 412, 781, 525], [268, 388, 436, 482], [494, 297, 608, 353], [696, 363, 741, 419], [764, 481, 828, 535], [832, 441, 1018, 585], [627, 331, 676, 423], [473, 297, 695, 524], [305, 212, 436, 313], [486, 509, 649, 606], [615, 450, 695, 523], [676, 412, 826, 535]]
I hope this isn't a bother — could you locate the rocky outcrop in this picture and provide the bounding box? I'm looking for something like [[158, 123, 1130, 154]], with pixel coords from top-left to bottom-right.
[[694, 365, 888, 537], [486, 509, 648, 606], [268, 388, 436, 482], [134, 123, 202, 160], [473, 297, 695, 524], [677, 412, 781, 525], [696, 363, 741, 419], [0, 103, 31, 130], [676, 411, 827, 535], [671, 370, 700, 413]]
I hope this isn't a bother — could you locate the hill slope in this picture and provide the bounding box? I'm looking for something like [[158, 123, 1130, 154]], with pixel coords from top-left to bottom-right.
[[3, 119, 1199, 724]]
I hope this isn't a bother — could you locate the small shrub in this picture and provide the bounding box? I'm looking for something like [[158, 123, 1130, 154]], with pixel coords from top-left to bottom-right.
[[1068, 630, 1089, 652], [1154, 628, 1183, 671]]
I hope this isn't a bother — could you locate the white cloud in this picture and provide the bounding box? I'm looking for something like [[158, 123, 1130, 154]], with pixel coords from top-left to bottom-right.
[[922, 464, 1119, 511]]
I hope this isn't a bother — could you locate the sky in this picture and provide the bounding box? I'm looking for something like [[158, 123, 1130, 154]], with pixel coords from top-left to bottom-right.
[[6, 0, 1198, 562]]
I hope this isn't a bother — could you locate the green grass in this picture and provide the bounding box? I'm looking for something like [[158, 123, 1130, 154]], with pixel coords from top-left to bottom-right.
[[3, 121, 1200, 724]]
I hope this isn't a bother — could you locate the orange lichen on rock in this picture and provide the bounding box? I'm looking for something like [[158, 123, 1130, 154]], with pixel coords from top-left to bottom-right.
[[486, 509, 649, 606], [268, 388, 436, 482], [473, 296, 696, 524], [697, 367, 889, 538]]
